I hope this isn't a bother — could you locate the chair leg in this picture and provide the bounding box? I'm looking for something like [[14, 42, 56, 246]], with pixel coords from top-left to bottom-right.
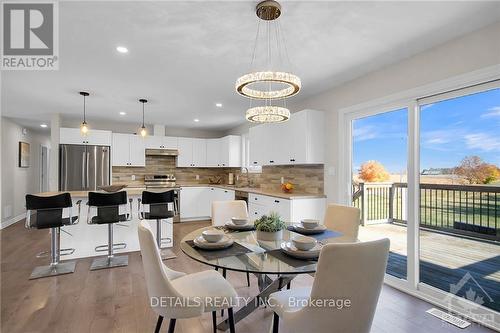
[[221, 268, 227, 317], [167, 318, 176, 333], [154, 315, 163, 333], [212, 311, 217, 333], [246, 272, 250, 287], [228, 308, 236, 333], [272, 312, 279, 333]]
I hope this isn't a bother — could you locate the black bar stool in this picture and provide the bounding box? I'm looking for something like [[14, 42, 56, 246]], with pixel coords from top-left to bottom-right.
[[138, 190, 175, 260], [25, 193, 82, 279], [87, 191, 132, 270]]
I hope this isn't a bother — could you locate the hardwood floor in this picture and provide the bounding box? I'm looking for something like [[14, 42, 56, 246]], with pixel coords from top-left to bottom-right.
[[1, 220, 495, 333]]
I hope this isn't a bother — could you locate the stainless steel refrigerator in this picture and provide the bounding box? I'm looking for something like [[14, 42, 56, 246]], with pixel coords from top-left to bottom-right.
[[59, 144, 110, 191]]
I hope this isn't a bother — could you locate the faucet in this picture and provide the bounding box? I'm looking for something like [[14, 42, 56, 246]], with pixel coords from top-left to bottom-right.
[[240, 167, 250, 187]]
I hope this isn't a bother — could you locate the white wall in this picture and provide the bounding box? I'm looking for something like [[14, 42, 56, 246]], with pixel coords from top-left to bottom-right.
[[60, 116, 226, 138], [288, 21, 500, 203], [1, 117, 51, 228]]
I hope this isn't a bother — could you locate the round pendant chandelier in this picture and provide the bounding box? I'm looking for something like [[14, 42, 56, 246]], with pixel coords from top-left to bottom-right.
[[236, 0, 300, 123]]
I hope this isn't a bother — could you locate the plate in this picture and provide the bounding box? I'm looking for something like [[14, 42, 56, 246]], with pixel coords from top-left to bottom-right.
[[193, 235, 234, 250], [293, 224, 327, 235], [280, 241, 321, 259], [225, 221, 255, 231]]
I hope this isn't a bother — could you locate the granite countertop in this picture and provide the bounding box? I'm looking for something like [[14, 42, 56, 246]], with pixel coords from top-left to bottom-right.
[[36, 186, 180, 197], [36, 184, 325, 200], [177, 183, 326, 200]]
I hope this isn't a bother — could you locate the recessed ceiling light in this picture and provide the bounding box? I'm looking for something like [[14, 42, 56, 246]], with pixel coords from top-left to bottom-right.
[[194, 118, 200, 122], [116, 46, 128, 54], [216, 103, 223, 108], [119, 111, 126, 116], [40, 124, 48, 128]]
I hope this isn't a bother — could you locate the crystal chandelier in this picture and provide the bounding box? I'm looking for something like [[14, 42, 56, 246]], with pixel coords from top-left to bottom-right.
[[236, 0, 300, 123]]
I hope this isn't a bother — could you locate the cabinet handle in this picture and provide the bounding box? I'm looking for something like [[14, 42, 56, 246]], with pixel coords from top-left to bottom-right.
[[269, 160, 274, 163], [253, 161, 257, 164], [254, 212, 258, 215], [274, 200, 280, 203], [224, 190, 228, 193], [254, 198, 258, 200], [290, 159, 295, 162]]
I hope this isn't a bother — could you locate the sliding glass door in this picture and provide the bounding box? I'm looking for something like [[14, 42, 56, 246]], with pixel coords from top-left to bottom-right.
[[345, 78, 500, 323], [352, 108, 408, 280], [418, 87, 500, 313]]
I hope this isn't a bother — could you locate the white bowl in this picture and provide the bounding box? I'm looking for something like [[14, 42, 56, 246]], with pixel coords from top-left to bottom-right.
[[301, 219, 320, 229], [292, 235, 317, 251], [202, 229, 224, 243], [231, 217, 249, 226]]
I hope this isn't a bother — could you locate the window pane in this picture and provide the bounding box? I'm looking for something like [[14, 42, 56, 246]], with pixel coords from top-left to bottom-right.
[[352, 108, 408, 279], [419, 87, 500, 312]]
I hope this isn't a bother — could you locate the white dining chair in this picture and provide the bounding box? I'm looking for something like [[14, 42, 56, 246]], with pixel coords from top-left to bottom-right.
[[323, 204, 361, 241], [268, 238, 390, 333], [211, 200, 249, 227], [211, 200, 252, 288], [137, 220, 238, 333]]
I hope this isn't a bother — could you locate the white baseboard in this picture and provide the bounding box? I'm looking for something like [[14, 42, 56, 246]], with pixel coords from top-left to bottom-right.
[[1, 213, 24, 229]]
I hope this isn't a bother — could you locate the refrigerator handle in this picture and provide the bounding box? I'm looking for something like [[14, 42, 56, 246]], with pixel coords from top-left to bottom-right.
[[86, 152, 90, 189], [82, 152, 86, 189], [61, 146, 66, 190]]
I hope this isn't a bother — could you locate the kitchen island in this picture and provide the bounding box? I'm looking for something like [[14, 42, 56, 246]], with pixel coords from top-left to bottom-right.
[[35, 187, 177, 260]]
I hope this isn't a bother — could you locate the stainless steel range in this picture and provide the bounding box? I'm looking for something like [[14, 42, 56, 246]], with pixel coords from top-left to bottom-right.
[[144, 174, 180, 223], [144, 174, 177, 188]]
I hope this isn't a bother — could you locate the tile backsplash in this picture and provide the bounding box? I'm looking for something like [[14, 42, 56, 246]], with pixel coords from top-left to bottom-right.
[[112, 155, 324, 194]]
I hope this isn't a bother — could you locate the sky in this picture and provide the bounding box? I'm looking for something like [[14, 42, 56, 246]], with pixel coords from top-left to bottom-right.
[[352, 88, 500, 173]]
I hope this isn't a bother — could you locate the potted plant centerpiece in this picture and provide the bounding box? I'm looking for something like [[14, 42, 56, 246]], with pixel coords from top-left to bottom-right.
[[255, 212, 286, 241]]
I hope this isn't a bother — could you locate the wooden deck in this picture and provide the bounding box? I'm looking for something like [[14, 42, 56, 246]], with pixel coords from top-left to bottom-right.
[[359, 223, 500, 312]]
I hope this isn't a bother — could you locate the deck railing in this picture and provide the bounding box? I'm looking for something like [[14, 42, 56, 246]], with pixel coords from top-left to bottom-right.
[[352, 182, 500, 241]]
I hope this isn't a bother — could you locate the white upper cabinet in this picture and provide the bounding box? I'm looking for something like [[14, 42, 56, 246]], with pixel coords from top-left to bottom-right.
[[60, 128, 112, 146], [112, 133, 145, 167], [206, 139, 221, 167], [177, 138, 207, 167], [248, 109, 325, 166], [249, 124, 268, 166], [129, 135, 146, 166], [177, 137, 193, 167], [192, 138, 207, 167], [145, 136, 178, 149], [206, 136, 241, 168], [145, 136, 163, 149], [220, 135, 241, 167], [164, 136, 178, 149]]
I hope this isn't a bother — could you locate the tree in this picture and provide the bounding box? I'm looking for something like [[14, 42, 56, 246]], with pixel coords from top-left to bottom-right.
[[358, 160, 390, 182], [454, 156, 500, 184]]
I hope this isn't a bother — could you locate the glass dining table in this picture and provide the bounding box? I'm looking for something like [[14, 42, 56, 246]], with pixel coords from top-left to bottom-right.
[[180, 224, 347, 331]]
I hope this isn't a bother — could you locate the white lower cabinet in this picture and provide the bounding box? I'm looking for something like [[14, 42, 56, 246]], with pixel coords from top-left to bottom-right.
[[180, 187, 209, 220], [180, 186, 235, 221], [248, 193, 325, 223]]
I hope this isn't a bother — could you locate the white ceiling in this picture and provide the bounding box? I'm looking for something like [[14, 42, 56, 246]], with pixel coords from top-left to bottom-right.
[[3, 1, 500, 132]]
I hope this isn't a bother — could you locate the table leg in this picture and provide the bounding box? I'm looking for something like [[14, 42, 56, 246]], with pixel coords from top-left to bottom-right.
[[217, 274, 296, 332]]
